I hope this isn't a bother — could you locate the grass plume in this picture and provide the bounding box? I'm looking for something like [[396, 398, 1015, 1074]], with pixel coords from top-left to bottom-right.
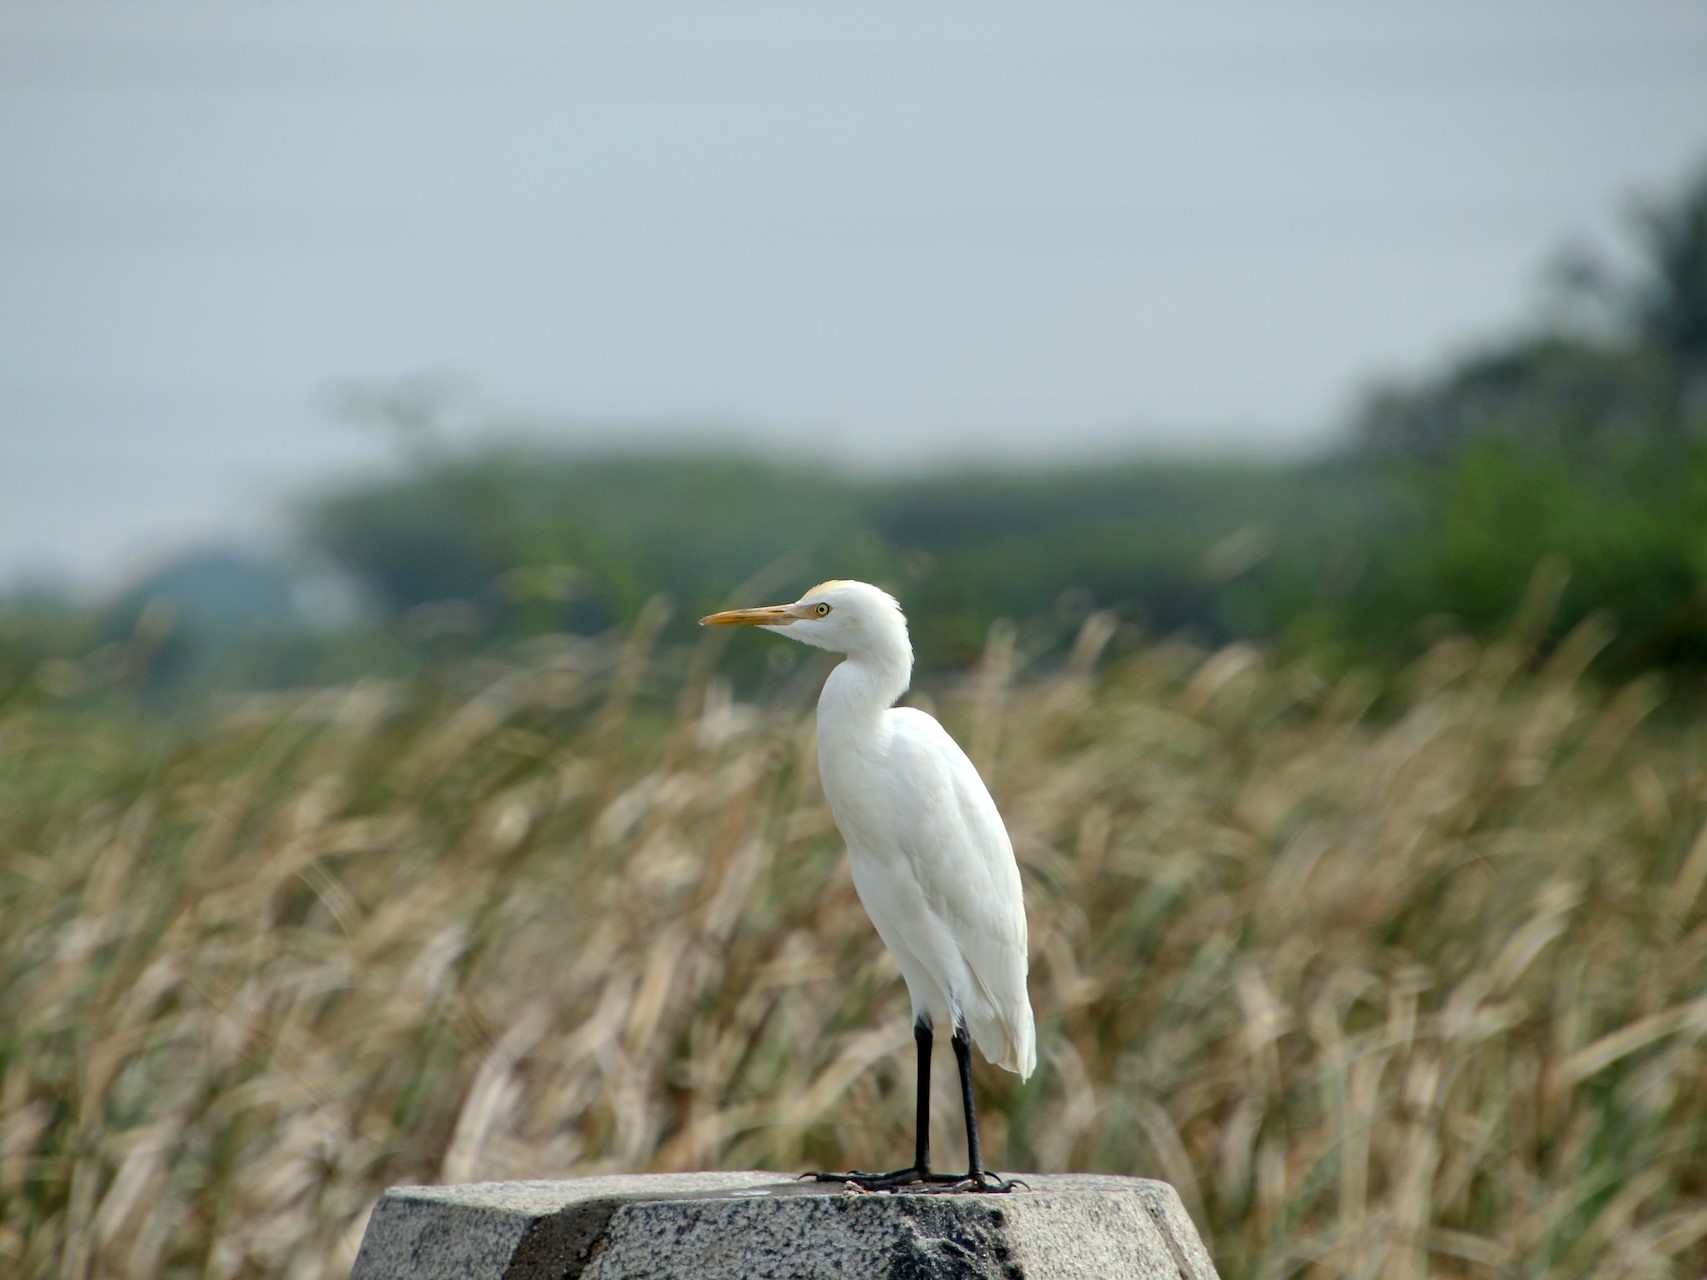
[[3, 616, 1705, 1278]]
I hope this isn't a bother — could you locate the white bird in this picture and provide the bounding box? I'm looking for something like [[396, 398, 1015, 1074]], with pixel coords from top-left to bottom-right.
[[702, 579, 1034, 1193]]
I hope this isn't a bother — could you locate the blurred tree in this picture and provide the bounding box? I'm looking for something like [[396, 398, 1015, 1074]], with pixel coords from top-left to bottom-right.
[[1353, 337, 1678, 459], [1631, 165, 1707, 381], [301, 446, 868, 640], [287, 162, 1707, 681], [298, 429, 1381, 671], [1355, 163, 1707, 458], [1280, 439, 1707, 671]]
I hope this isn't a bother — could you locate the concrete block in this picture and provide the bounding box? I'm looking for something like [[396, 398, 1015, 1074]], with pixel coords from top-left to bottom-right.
[[349, 1171, 1219, 1280]]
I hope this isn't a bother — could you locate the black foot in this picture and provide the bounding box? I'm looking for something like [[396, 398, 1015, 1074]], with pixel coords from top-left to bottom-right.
[[803, 1165, 930, 1190], [905, 1172, 1028, 1194], [803, 1168, 1027, 1194]]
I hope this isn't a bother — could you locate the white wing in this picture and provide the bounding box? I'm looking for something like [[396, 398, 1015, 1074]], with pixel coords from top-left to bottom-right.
[[883, 707, 1035, 1078]]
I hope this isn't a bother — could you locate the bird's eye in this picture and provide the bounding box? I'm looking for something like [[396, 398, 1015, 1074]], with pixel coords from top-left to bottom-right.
[[814, 602, 832, 617]]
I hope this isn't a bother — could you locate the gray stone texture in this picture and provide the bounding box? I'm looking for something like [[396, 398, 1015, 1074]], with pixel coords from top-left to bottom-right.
[[349, 1171, 1219, 1280]]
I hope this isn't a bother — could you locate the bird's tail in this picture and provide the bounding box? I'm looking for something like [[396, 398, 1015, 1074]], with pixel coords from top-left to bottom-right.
[[974, 1005, 1036, 1081]]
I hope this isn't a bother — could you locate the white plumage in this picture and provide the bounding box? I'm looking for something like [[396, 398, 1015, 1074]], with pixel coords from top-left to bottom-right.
[[830, 705, 1034, 1077], [702, 578, 1033, 1192]]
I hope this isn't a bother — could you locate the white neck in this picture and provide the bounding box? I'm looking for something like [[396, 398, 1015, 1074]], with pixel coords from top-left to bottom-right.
[[816, 644, 912, 730], [811, 631, 914, 848]]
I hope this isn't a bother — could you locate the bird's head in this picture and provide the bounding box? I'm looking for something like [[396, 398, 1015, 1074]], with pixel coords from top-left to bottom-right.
[[700, 579, 910, 661]]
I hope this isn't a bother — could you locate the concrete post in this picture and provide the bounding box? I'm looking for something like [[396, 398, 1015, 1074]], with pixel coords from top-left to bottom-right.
[[349, 1171, 1219, 1280]]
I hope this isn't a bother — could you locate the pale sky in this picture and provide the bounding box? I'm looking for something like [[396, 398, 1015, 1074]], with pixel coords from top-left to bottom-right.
[[3, 2, 1706, 589]]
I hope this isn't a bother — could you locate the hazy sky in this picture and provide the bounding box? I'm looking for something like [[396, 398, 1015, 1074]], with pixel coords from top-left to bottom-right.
[[3, 2, 1706, 589]]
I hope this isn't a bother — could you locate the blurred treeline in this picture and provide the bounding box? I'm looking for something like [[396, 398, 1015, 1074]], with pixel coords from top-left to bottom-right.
[[5, 164, 1706, 705]]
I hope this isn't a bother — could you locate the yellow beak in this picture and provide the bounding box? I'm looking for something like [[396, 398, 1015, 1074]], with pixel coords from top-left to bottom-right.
[[700, 603, 802, 627]]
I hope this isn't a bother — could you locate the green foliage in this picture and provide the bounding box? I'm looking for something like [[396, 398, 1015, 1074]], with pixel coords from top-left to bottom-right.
[[1268, 439, 1707, 674], [859, 459, 1386, 664], [1354, 162, 1707, 459], [296, 428, 1707, 686], [1294, 161, 1707, 673], [300, 445, 1392, 673], [303, 449, 860, 633], [1632, 163, 1707, 369], [1353, 337, 1685, 460], [16, 173, 1707, 705]]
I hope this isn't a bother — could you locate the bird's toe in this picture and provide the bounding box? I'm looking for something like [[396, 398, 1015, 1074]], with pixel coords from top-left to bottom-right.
[[906, 1171, 1026, 1194], [803, 1166, 930, 1190]]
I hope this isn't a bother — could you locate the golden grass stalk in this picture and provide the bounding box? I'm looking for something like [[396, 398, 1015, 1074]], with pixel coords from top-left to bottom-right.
[[1, 616, 1704, 1279]]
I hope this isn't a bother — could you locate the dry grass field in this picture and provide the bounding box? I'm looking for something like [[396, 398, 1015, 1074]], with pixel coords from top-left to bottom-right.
[[3, 609, 1706, 1279]]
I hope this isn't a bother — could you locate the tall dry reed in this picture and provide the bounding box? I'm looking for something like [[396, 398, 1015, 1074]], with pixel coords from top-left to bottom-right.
[[2, 611, 1705, 1279]]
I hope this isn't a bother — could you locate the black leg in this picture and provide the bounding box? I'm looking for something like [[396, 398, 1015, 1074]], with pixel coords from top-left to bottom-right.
[[955, 1026, 984, 1179], [806, 1019, 934, 1189], [911, 1025, 1024, 1194], [911, 1019, 933, 1173]]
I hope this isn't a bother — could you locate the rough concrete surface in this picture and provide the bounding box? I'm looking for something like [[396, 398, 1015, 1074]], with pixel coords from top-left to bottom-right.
[[348, 1171, 1220, 1280]]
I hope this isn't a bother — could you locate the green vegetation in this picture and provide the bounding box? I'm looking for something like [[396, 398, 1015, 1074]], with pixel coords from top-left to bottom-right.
[[1281, 440, 1707, 675], [300, 447, 1388, 663], [289, 425, 1707, 687], [15, 163, 1705, 702], [289, 165, 1707, 685]]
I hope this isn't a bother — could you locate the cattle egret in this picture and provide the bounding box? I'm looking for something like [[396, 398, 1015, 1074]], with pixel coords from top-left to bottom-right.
[[702, 579, 1034, 1193]]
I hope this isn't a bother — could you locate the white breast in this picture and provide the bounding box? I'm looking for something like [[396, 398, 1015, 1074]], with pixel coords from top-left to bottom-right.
[[816, 691, 1035, 1079]]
